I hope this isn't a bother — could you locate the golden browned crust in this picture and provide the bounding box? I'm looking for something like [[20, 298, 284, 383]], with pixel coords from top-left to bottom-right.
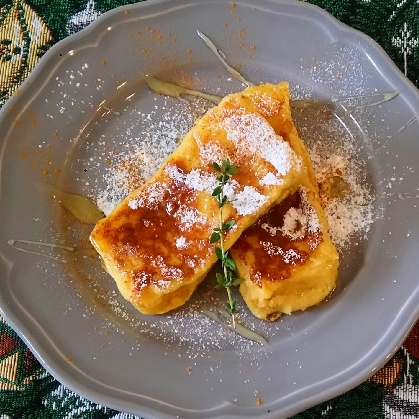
[[90, 82, 305, 315], [230, 84, 339, 321]]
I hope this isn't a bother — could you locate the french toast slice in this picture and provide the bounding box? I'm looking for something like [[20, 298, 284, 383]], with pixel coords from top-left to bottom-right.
[[230, 84, 339, 321], [90, 82, 305, 315]]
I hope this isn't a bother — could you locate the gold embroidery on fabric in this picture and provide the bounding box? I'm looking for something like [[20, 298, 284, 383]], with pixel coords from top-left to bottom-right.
[[368, 357, 403, 388], [0, 352, 19, 390], [0, 0, 53, 105]]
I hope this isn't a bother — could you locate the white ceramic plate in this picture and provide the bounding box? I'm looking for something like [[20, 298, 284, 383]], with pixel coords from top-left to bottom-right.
[[1, 0, 419, 418]]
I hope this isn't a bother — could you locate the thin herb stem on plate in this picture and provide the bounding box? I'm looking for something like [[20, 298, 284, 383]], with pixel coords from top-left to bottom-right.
[[210, 158, 243, 328]]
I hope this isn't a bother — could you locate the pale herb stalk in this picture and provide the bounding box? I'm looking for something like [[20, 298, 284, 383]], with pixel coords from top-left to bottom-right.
[[218, 185, 236, 328], [211, 158, 243, 328]]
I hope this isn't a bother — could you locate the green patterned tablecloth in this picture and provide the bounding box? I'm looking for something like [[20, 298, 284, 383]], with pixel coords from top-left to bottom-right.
[[1, 0, 419, 417]]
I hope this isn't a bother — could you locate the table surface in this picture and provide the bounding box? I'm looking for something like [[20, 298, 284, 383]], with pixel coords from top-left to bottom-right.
[[0, 0, 419, 418]]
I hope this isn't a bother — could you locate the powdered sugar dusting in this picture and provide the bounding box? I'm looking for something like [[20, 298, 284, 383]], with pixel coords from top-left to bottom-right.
[[232, 186, 268, 216], [261, 242, 303, 265], [311, 149, 374, 250], [101, 285, 277, 354], [195, 133, 226, 165], [222, 112, 298, 177], [260, 172, 281, 186], [175, 236, 188, 250], [175, 205, 208, 231], [153, 255, 183, 283], [324, 198, 374, 248], [128, 182, 166, 210], [261, 223, 280, 236], [95, 102, 195, 215], [282, 208, 307, 240], [79, 70, 377, 355], [164, 164, 268, 216], [299, 44, 371, 98], [164, 165, 218, 193], [252, 91, 283, 118], [259, 187, 320, 243], [295, 107, 376, 251], [281, 187, 320, 240]]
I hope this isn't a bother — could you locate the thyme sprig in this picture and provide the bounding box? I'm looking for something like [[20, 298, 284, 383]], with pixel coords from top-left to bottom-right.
[[210, 158, 243, 328]]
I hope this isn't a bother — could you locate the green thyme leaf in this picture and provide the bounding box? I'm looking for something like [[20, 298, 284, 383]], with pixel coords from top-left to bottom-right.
[[210, 232, 221, 243], [214, 246, 223, 260], [216, 272, 225, 287], [232, 277, 244, 286], [212, 185, 223, 196], [222, 158, 231, 170], [228, 165, 238, 175], [224, 257, 236, 271], [212, 162, 222, 172], [222, 219, 235, 230], [226, 298, 237, 314]]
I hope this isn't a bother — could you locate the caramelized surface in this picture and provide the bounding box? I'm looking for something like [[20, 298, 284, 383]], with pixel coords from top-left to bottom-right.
[[90, 82, 305, 315], [232, 188, 323, 285]]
